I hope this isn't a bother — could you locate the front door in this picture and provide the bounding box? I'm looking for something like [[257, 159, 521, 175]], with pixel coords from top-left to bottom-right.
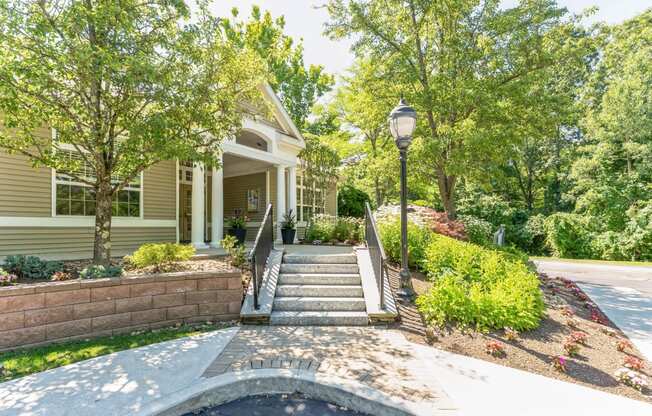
[[180, 184, 192, 242]]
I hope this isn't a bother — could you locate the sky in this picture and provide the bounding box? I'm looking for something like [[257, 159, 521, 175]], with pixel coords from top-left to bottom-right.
[[208, 1, 651, 77]]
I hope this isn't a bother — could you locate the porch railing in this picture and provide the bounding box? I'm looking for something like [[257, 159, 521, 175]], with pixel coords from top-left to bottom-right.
[[364, 201, 386, 310], [250, 203, 273, 310]]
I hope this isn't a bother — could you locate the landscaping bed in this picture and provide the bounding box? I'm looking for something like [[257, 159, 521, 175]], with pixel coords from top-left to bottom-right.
[[390, 266, 651, 403]]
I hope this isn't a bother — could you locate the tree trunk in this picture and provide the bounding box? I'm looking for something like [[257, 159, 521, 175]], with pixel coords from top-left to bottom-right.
[[374, 177, 382, 208], [436, 168, 457, 219], [93, 181, 113, 265]]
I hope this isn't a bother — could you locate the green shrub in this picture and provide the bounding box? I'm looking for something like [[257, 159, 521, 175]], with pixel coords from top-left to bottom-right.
[[80, 265, 123, 279], [129, 243, 195, 269], [544, 213, 596, 259], [459, 215, 493, 246], [3, 255, 63, 279], [417, 234, 544, 331], [337, 185, 370, 218], [305, 215, 364, 243], [221, 235, 247, 268], [305, 215, 336, 242], [378, 217, 433, 269], [619, 201, 652, 261], [523, 214, 548, 255]]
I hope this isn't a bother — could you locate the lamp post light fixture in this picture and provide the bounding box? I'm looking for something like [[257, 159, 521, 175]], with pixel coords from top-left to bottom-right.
[[388, 98, 417, 299]]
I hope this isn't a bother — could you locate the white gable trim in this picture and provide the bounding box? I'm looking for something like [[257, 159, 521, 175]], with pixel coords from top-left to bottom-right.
[[259, 83, 306, 149]]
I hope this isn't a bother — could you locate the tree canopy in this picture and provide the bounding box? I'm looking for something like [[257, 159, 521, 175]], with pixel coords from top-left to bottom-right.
[[0, 0, 264, 263]]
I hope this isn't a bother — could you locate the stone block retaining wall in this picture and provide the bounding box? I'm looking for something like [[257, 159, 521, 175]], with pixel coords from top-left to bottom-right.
[[0, 271, 242, 351]]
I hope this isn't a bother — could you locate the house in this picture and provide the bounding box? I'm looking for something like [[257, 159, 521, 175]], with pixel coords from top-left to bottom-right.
[[0, 84, 337, 260]]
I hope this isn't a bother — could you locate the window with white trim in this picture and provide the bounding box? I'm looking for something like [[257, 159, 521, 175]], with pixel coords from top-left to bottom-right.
[[55, 151, 142, 217]]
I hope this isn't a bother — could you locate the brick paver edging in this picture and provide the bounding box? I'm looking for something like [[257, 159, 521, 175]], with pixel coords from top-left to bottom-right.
[[0, 271, 242, 351]]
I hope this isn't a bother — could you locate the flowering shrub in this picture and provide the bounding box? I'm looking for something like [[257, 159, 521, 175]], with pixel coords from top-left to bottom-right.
[[563, 340, 581, 356], [551, 355, 567, 372], [0, 268, 17, 286], [485, 341, 506, 357], [617, 339, 634, 352], [504, 327, 519, 341], [51, 271, 73, 281], [590, 308, 608, 325], [569, 331, 588, 345], [614, 368, 648, 391], [623, 356, 645, 371]]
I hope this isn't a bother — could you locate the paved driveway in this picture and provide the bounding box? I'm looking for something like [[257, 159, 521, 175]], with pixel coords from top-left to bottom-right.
[[534, 259, 652, 360]]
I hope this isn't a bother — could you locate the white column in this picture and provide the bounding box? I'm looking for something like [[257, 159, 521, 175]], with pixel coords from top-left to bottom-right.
[[191, 162, 208, 249], [288, 166, 298, 243], [210, 156, 224, 248], [276, 164, 286, 244]]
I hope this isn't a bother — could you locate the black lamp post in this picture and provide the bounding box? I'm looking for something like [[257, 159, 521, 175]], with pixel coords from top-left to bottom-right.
[[388, 98, 417, 298]]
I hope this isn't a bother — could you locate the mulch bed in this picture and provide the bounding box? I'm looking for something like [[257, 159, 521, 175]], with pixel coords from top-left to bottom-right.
[[386, 265, 652, 403]]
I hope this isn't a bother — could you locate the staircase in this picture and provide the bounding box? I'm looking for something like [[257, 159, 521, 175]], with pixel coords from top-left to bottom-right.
[[270, 253, 369, 326]]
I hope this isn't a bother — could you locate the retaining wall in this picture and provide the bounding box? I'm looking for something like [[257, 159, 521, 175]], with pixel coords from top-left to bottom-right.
[[0, 270, 242, 351]]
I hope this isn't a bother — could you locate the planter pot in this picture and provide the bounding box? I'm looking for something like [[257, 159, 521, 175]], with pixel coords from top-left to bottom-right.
[[228, 228, 247, 245], [281, 228, 296, 245]]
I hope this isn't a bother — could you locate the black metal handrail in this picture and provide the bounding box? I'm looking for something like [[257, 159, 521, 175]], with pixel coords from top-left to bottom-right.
[[250, 203, 273, 309], [364, 202, 386, 309]]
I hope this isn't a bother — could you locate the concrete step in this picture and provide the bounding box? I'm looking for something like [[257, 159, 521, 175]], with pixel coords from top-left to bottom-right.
[[270, 311, 369, 326], [280, 263, 359, 274], [282, 254, 358, 264], [276, 284, 364, 298], [273, 296, 366, 312], [278, 273, 361, 286]]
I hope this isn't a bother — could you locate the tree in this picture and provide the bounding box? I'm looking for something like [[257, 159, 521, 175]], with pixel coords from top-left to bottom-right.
[[222, 6, 334, 129], [326, 0, 594, 218], [300, 134, 340, 213], [0, 0, 264, 264], [572, 10, 652, 231], [337, 184, 371, 217], [335, 60, 399, 207]]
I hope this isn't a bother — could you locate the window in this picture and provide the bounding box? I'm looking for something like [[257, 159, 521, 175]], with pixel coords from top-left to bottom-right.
[[55, 151, 142, 217]]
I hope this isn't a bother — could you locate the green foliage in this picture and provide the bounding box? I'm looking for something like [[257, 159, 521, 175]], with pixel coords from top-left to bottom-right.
[[337, 184, 370, 218], [3, 255, 63, 280], [459, 215, 493, 246], [0, 268, 17, 286], [378, 217, 433, 269], [281, 210, 296, 230], [221, 236, 247, 268], [80, 265, 123, 280], [305, 215, 363, 243], [544, 213, 596, 259], [226, 215, 247, 230], [223, 6, 333, 128], [417, 235, 544, 331], [129, 243, 195, 270]]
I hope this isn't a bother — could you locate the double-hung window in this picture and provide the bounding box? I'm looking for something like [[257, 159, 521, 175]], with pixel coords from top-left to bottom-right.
[[54, 151, 142, 217]]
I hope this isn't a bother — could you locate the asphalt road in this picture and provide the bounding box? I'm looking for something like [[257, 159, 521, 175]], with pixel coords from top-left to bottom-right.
[[534, 259, 652, 297]]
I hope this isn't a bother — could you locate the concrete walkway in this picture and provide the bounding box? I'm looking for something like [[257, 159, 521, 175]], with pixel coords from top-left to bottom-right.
[[535, 259, 652, 360], [1, 326, 651, 416]]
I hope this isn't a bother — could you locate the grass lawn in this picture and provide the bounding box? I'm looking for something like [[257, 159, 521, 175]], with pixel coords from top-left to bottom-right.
[[0, 321, 235, 383], [531, 256, 652, 268]]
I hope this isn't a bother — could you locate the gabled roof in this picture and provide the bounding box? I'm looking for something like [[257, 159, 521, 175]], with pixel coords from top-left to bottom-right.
[[259, 83, 305, 148]]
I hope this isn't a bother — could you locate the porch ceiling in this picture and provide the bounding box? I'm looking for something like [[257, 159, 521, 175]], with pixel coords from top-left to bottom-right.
[[223, 153, 271, 178]]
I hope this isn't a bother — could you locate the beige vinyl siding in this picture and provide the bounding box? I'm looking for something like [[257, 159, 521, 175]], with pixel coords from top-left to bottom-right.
[[0, 226, 176, 260], [0, 151, 52, 217], [143, 160, 176, 220], [223, 172, 267, 222]]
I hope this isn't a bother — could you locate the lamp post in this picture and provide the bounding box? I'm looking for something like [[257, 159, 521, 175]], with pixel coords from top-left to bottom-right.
[[388, 98, 417, 298]]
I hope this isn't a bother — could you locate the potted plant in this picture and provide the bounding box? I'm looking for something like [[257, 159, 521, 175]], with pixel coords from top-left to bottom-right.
[[226, 215, 247, 245], [281, 210, 296, 244]]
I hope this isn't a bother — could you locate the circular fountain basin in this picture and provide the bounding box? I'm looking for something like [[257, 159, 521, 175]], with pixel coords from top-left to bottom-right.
[[181, 393, 371, 416]]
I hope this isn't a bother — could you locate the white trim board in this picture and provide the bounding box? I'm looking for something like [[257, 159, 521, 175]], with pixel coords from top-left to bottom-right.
[[0, 217, 176, 228]]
